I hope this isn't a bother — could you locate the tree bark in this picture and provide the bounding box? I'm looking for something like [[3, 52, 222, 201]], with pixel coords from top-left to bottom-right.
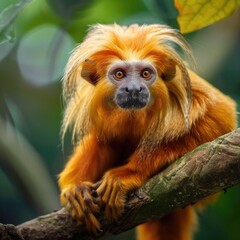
[[1, 128, 240, 240]]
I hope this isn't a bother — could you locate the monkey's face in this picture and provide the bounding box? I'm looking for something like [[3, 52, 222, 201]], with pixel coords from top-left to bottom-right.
[[63, 24, 193, 139], [107, 61, 157, 110]]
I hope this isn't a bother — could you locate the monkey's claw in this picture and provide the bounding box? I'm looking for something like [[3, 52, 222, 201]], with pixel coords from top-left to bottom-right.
[[61, 182, 102, 233], [95, 176, 126, 222]]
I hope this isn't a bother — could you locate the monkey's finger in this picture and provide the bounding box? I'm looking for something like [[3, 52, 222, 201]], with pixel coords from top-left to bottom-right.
[[76, 213, 100, 233], [96, 179, 108, 197], [101, 180, 113, 203], [61, 192, 70, 206], [80, 182, 102, 208], [82, 188, 101, 213], [92, 194, 103, 207], [74, 191, 92, 215], [91, 189, 104, 207], [105, 204, 114, 222], [82, 181, 93, 187], [72, 194, 99, 230], [61, 192, 78, 219], [65, 201, 72, 211], [105, 183, 120, 221], [113, 191, 125, 220], [85, 213, 102, 234], [108, 183, 118, 207], [68, 193, 84, 219], [92, 180, 102, 190]]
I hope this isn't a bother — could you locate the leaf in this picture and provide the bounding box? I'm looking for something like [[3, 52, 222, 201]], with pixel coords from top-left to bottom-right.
[[174, 0, 240, 34], [47, 0, 93, 20], [17, 24, 75, 86], [0, 0, 32, 44]]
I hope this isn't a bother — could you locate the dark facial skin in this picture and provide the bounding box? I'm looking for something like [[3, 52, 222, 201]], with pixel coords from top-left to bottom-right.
[[107, 61, 157, 109]]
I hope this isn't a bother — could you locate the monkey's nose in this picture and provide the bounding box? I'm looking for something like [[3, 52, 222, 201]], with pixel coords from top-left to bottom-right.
[[115, 83, 149, 109], [124, 86, 142, 98], [125, 87, 142, 93]]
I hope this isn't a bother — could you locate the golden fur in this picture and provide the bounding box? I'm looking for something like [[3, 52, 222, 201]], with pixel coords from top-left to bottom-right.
[[59, 24, 237, 240], [62, 24, 196, 143]]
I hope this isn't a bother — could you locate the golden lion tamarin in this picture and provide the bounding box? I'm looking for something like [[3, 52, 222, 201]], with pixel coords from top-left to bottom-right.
[[58, 24, 237, 240]]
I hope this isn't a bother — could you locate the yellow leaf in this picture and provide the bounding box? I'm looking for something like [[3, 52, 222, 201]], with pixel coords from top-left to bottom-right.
[[174, 0, 240, 34]]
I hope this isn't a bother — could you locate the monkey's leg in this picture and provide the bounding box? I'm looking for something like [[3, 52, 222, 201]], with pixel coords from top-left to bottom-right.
[[136, 206, 197, 240], [61, 181, 102, 232], [59, 133, 118, 232]]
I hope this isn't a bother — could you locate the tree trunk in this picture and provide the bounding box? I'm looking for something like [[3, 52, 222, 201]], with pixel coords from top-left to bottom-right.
[[1, 128, 240, 240]]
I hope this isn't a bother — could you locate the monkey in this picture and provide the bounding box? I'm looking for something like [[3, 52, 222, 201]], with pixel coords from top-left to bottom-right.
[[58, 24, 237, 240]]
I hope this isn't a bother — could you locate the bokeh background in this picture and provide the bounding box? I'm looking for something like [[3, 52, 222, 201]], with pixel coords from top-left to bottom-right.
[[0, 0, 239, 239]]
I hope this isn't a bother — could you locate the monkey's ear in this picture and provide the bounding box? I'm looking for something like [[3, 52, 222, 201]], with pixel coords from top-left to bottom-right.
[[81, 59, 100, 85], [161, 59, 176, 81]]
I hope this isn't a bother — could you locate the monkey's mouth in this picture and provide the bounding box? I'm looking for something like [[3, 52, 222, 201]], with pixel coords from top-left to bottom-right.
[[115, 95, 149, 109]]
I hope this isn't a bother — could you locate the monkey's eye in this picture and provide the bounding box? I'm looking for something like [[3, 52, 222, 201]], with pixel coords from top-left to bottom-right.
[[114, 70, 125, 80], [141, 69, 151, 79]]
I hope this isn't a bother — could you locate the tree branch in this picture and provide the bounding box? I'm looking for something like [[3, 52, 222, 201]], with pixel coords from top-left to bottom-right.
[[1, 128, 240, 240]]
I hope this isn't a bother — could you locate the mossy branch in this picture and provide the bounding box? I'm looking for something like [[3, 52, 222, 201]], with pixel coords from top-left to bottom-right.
[[1, 128, 240, 240]]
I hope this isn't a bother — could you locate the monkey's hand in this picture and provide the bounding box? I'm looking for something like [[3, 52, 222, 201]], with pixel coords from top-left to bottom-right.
[[94, 168, 141, 222], [60, 182, 102, 233]]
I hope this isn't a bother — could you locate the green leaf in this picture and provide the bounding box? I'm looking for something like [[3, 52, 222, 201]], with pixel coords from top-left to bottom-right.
[[0, 0, 32, 44], [175, 0, 240, 34], [47, 0, 93, 20]]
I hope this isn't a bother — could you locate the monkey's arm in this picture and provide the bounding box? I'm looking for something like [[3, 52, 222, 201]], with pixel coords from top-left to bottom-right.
[[59, 133, 117, 232], [94, 135, 196, 221], [95, 97, 237, 223]]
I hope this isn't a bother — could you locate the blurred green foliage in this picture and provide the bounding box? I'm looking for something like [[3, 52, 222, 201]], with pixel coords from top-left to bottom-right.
[[0, 0, 31, 44], [0, 0, 239, 239]]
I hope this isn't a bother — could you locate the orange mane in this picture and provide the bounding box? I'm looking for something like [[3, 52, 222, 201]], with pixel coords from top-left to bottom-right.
[[62, 24, 196, 145]]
